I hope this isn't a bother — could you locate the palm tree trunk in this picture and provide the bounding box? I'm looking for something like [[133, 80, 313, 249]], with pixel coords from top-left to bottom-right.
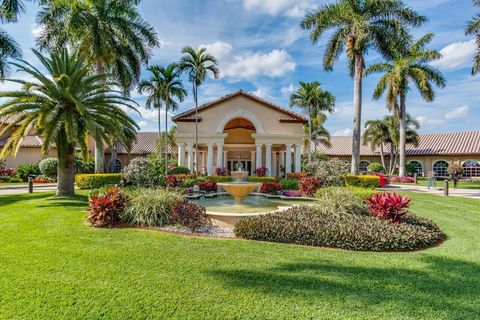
[[165, 100, 169, 174], [95, 59, 105, 173], [194, 82, 199, 175], [389, 142, 394, 175], [398, 93, 407, 176], [380, 143, 386, 171], [351, 54, 363, 175], [157, 103, 163, 164], [57, 145, 75, 197], [307, 104, 312, 164], [109, 143, 119, 173]]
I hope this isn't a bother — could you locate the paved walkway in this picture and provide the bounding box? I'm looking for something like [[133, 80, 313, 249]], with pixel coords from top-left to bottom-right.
[[381, 184, 480, 200], [0, 183, 57, 195]]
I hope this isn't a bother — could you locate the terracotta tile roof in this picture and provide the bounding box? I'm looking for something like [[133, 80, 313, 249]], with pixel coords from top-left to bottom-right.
[[317, 131, 480, 157], [109, 132, 172, 155], [172, 90, 306, 122], [0, 135, 43, 148]]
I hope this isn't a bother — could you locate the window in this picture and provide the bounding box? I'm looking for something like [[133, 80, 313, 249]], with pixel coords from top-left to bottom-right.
[[409, 160, 423, 176], [113, 159, 122, 173], [433, 160, 449, 177], [359, 160, 369, 172], [462, 160, 480, 178]]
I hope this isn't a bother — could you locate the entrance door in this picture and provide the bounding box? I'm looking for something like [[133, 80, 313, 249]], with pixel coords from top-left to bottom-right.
[[228, 160, 251, 173]]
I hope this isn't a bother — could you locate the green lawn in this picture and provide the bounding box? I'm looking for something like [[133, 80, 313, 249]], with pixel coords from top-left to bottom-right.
[[0, 191, 479, 319], [393, 179, 480, 190]]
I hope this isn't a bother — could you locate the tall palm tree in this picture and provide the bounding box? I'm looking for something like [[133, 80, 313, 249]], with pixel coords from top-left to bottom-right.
[[365, 33, 445, 176], [301, 0, 425, 174], [178, 47, 219, 174], [363, 119, 389, 170], [0, 0, 23, 80], [36, 0, 158, 173], [309, 113, 332, 152], [0, 49, 139, 196], [466, 0, 480, 75], [289, 81, 335, 164]]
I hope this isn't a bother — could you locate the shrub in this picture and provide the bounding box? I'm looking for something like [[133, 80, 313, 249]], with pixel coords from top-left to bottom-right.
[[390, 176, 415, 183], [15, 163, 41, 182], [0, 166, 14, 177], [170, 200, 209, 231], [300, 177, 321, 196], [204, 176, 233, 183], [282, 190, 302, 197], [314, 186, 369, 216], [405, 163, 416, 176], [367, 192, 410, 223], [344, 175, 380, 188], [38, 158, 58, 179], [315, 186, 379, 202], [6, 177, 22, 183], [280, 178, 299, 190], [215, 167, 229, 176], [33, 176, 56, 183], [448, 164, 464, 177], [165, 175, 180, 187], [168, 166, 190, 175], [286, 172, 308, 180], [122, 158, 159, 187], [122, 188, 182, 227], [181, 178, 198, 188], [74, 156, 95, 174], [87, 187, 129, 227], [197, 181, 217, 193], [367, 162, 384, 173], [234, 205, 443, 251], [305, 158, 350, 187], [254, 166, 268, 176], [259, 182, 282, 195], [247, 176, 276, 183], [75, 173, 121, 189]]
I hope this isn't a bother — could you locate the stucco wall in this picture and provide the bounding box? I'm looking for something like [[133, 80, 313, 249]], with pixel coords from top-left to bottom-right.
[[3, 148, 57, 168]]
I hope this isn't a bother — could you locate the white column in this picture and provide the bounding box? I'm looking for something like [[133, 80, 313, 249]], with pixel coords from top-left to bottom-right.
[[223, 151, 228, 168], [187, 143, 193, 172], [250, 151, 256, 175], [255, 144, 263, 170], [207, 143, 214, 176], [265, 144, 272, 176], [285, 144, 292, 174], [216, 144, 223, 169], [178, 143, 185, 166], [294, 144, 302, 173], [272, 152, 277, 177], [279, 151, 285, 177], [201, 151, 207, 175]]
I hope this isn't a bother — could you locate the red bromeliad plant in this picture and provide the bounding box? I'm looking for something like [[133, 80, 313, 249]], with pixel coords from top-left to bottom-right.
[[197, 181, 217, 193], [287, 172, 308, 180], [299, 177, 321, 197], [87, 187, 129, 227], [254, 166, 268, 177], [260, 182, 282, 195], [165, 175, 179, 187], [367, 192, 410, 223], [0, 167, 14, 177]]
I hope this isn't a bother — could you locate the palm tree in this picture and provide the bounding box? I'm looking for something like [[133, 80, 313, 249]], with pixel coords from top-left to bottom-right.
[[289, 81, 335, 164], [301, 0, 425, 174], [466, 0, 480, 74], [310, 113, 332, 152], [0, 49, 138, 196], [178, 47, 219, 174], [0, 0, 23, 80], [363, 119, 389, 170], [365, 33, 445, 176], [36, 0, 159, 173]]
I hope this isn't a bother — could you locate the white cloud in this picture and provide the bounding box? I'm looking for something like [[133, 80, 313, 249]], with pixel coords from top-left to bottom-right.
[[31, 25, 43, 37], [250, 87, 270, 99], [416, 116, 446, 127], [224, 49, 295, 79], [283, 26, 304, 46], [280, 83, 296, 95], [431, 40, 476, 70], [445, 105, 469, 119], [199, 41, 233, 62], [242, 0, 314, 17], [333, 128, 353, 136], [138, 120, 149, 130]]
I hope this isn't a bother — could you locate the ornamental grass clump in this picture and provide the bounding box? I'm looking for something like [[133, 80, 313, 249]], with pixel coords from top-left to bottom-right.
[[314, 187, 369, 216], [122, 188, 182, 227]]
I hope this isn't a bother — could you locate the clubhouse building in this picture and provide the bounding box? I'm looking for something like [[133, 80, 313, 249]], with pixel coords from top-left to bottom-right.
[[1, 90, 480, 178]]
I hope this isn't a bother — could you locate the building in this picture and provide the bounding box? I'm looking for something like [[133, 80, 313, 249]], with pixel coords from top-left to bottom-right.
[[316, 131, 480, 178], [172, 90, 306, 176]]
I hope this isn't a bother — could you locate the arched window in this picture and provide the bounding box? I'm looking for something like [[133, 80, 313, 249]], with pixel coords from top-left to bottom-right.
[[433, 160, 449, 177], [409, 160, 423, 176], [113, 159, 122, 173], [359, 160, 369, 172], [462, 160, 480, 178]]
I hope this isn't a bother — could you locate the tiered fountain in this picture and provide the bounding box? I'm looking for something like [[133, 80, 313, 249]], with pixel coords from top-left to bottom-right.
[[217, 170, 261, 205]]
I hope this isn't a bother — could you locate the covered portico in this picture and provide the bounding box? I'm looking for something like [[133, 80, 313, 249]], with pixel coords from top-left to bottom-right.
[[172, 90, 306, 177]]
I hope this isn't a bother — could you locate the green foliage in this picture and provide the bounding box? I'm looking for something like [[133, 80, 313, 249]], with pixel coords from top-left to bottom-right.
[[204, 176, 233, 183], [314, 186, 370, 216], [280, 179, 299, 190], [122, 188, 182, 227], [6, 177, 22, 183], [122, 158, 160, 187], [405, 163, 416, 175], [235, 205, 443, 251], [15, 163, 41, 182], [344, 175, 380, 188], [75, 174, 121, 189], [247, 176, 277, 183], [305, 158, 350, 187], [74, 156, 95, 174], [169, 166, 191, 175], [39, 158, 58, 179], [367, 162, 384, 173]]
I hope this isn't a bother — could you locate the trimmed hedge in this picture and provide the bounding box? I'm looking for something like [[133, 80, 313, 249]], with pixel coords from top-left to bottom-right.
[[204, 176, 233, 183], [344, 175, 380, 188], [247, 176, 277, 183], [280, 178, 299, 190], [315, 186, 379, 201], [234, 205, 444, 251], [75, 174, 122, 189]]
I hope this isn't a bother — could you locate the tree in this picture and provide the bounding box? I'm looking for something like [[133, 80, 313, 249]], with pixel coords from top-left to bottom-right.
[[0, 0, 23, 80], [363, 119, 389, 170], [138, 63, 187, 173], [36, 0, 158, 173], [466, 0, 480, 75], [365, 33, 445, 176], [289, 81, 334, 164], [301, 0, 425, 174], [0, 49, 138, 196], [178, 46, 219, 174]]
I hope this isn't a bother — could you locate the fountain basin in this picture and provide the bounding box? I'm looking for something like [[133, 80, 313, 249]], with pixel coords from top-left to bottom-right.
[[217, 182, 261, 205], [230, 170, 249, 183]]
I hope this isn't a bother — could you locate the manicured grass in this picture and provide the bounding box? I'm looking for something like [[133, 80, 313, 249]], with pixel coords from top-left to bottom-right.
[[0, 191, 479, 319], [393, 179, 480, 190]]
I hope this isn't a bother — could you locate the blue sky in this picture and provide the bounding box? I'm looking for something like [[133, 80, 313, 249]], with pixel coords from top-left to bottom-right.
[[3, 0, 480, 135]]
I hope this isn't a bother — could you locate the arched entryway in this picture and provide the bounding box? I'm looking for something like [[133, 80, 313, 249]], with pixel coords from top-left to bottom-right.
[[223, 117, 256, 173]]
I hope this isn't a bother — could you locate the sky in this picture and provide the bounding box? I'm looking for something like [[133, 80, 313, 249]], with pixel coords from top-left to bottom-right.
[[3, 0, 480, 136]]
